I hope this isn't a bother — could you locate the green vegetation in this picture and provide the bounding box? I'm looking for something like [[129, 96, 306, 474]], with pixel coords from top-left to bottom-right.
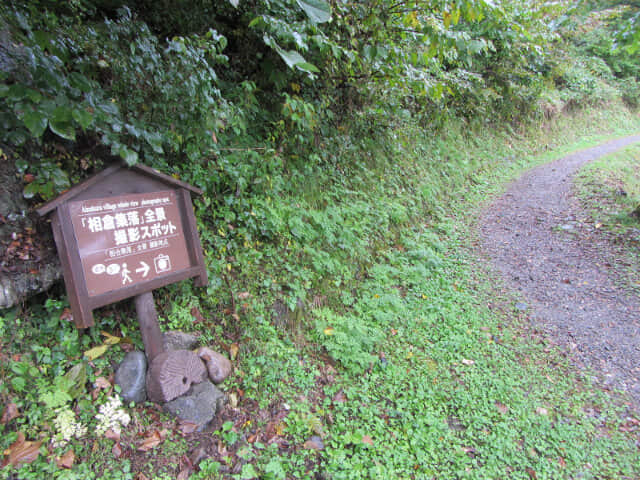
[[575, 142, 640, 291], [1, 0, 640, 478]]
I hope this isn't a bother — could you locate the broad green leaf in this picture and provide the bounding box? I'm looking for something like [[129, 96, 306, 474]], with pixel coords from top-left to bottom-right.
[[72, 108, 94, 130], [49, 106, 75, 140], [0, 84, 9, 97], [296, 0, 331, 24], [22, 111, 48, 137], [144, 131, 164, 154], [295, 62, 320, 74], [69, 72, 94, 93], [63, 363, 87, 399], [119, 147, 139, 166], [49, 118, 76, 141], [269, 40, 319, 73]]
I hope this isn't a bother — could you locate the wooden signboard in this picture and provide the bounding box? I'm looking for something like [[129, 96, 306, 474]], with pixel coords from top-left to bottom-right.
[[38, 163, 208, 331]]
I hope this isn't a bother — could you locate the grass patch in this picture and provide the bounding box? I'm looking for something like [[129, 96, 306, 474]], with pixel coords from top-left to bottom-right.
[[2, 104, 640, 479]]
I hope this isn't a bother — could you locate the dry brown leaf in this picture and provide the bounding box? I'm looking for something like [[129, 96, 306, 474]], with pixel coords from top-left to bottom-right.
[[138, 431, 164, 452], [1, 403, 19, 424], [56, 449, 75, 469], [95, 376, 112, 390], [177, 468, 192, 480], [104, 428, 121, 442], [361, 435, 374, 446], [178, 421, 199, 435], [135, 474, 150, 480], [303, 436, 324, 450], [495, 402, 509, 414], [60, 308, 74, 322], [112, 442, 123, 458], [237, 292, 251, 300], [536, 407, 549, 416], [2, 432, 42, 467], [332, 390, 346, 403], [229, 343, 239, 360]]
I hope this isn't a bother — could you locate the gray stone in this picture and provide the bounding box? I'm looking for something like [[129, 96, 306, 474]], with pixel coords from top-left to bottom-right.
[[162, 331, 199, 351], [163, 380, 226, 430], [115, 351, 147, 404], [196, 347, 232, 384], [146, 349, 207, 403]]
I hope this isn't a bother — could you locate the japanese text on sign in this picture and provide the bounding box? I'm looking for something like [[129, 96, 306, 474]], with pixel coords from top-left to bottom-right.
[[69, 191, 191, 297]]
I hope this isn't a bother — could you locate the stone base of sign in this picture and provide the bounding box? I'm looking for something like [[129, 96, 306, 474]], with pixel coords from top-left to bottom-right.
[[196, 347, 232, 384], [163, 331, 199, 351], [115, 351, 148, 404], [163, 380, 227, 431], [146, 349, 207, 403]]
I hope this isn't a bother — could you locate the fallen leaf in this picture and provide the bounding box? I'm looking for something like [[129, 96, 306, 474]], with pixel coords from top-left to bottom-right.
[[229, 343, 239, 360], [237, 292, 251, 300], [332, 390, 346, 403], [461, 358, 475, 366], [84, 344, 109, 361], [1, 403, 19, 424], [95, 376, 112, 391], [536, 407, 549, 416], [228, 392, 239, 408], [303, 436, 324, 450], [60, 308, 74, 322], [135, 474, 150, 480], [112, 442, 123, 458], [105, 428, 121, 442], [323, 326, 335, 336], [495, 402, 509, 414], [177, 468, 192, 480], [559, 457, 566, 468], [56, 449, 75, 469], [361, 435, 374, 446], [178, 421, 199, 435], [526, 467, 537, 479], [2, 432, 42, 467], [138, 431, 164, 452], [190, 307, 206, 323]]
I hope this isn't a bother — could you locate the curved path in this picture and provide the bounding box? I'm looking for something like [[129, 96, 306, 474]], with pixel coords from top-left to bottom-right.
[[480, 135, 640, 405]]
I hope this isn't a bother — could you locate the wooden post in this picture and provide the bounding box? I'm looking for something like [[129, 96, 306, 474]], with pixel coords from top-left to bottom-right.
[[134, 292, 164, 363]]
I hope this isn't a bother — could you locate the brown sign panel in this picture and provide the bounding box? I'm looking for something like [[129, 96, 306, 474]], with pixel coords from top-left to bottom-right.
[[69, 191, 191, 297], [38, 163, 208, 328]]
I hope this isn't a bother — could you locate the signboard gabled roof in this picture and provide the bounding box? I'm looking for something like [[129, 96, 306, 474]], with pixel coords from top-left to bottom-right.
[[37, 162, 203, 217]]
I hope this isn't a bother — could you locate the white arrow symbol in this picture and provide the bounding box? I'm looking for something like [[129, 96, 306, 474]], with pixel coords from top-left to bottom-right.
[[136, 261, 150, 278]]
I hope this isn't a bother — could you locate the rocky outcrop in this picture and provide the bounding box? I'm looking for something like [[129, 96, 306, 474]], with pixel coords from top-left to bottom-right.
[[0, 149, 61, 309]]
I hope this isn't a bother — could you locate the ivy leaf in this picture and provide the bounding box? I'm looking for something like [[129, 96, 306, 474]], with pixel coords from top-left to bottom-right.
[[22, 111, 48, 138], [296, 0, 331, 24]]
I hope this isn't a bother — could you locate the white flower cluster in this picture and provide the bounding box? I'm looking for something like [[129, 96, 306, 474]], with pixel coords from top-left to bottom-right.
[[52, 406, 87, 448], [95, 395, 131, 436]]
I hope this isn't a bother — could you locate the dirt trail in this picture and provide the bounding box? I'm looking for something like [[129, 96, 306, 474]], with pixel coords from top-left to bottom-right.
[[480, 135, 640, 405]]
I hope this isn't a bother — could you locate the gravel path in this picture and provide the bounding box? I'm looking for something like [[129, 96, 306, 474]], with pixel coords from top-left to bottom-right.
[[480, 135, 640, 405]]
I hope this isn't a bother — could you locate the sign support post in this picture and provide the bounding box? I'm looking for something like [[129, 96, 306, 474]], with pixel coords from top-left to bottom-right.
[[134, 291, 164, 362]]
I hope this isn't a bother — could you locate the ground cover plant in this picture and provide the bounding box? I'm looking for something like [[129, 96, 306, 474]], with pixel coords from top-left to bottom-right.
[[2, 105, 640, 479]]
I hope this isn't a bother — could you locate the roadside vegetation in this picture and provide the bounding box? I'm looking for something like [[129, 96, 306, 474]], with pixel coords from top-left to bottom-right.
[[575, 142, 640, 293], [1, 0, 640, 478]]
